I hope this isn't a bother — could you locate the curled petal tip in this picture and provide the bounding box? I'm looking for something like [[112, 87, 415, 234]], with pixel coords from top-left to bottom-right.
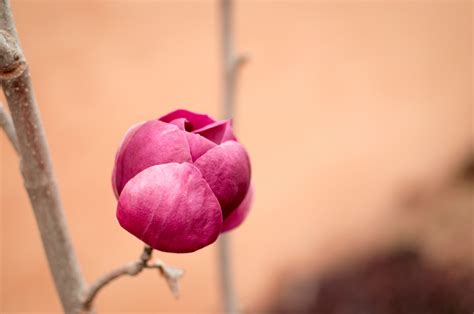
[[159, 109, 215, 131]]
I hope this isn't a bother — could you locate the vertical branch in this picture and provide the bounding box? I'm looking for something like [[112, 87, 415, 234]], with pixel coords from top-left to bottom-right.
[[221, 0, 234, 119], [0, 1, 88, 313], [219, 0, 247, 313], [221, 0, 247, 120], [217, 235, 238, 314], [0, 104, 19, 152]]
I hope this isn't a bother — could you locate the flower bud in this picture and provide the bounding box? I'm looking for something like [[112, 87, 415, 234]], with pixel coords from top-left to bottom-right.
[[112, 109, 252, 253]]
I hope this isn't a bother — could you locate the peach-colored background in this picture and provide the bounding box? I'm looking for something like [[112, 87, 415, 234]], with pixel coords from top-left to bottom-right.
[[1, 1, 472, 313]]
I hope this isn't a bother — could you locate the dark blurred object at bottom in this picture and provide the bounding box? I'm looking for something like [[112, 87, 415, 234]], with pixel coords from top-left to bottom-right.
[[269, 248, 473, 314], [267, 154, 474, 314]]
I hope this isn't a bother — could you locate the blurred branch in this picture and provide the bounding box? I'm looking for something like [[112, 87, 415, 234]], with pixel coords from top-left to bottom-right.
[[81, 246, 184, 311], [218, 235, 238, 314], [219, 0, 248, 314], [221, 0, 248, 120], [0, 103, 19, 152], [0, 1, 88, 312]]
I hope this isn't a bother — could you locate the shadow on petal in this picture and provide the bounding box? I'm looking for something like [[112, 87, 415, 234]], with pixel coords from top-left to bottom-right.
[[222, 186, 253, 232]]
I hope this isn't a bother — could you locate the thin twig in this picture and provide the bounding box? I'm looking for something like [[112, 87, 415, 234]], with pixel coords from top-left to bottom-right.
[[82, 246, 184, 311], [0, 1, 88, 312], [0, 103, 19, 152], [219, 0, 248, 313], [81, 246, 152, 311]]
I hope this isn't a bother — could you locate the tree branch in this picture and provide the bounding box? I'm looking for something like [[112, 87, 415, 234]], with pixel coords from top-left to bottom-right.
[[81, 246, 184, 311], [218, 1, 248, 314], [0, 1, 88, 312], [221, 0, 248, 121], [2, 2, 189, 313], [0, 103, 19, 152]]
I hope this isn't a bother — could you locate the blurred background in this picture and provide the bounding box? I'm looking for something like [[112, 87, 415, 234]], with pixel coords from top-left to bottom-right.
[[0, 0, 472, 313]]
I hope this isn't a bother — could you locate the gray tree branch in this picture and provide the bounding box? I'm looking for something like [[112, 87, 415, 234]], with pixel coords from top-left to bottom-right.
[[221, 0, 248, 121], [0, 103, 19, 152], [2, 2, 190, 312], [218, 1, 248, 314], [0, 1, 88, 313]]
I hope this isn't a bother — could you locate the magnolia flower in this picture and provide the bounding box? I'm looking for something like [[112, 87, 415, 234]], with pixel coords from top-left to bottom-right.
[[112, 109, 252, 253]]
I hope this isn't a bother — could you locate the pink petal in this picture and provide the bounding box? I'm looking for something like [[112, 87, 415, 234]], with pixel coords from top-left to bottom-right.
[[112, 121, 146, 198], [194, 141, 251, 217], [117, 163, 223, 253], [185, 132, 217, 161], [112, 120, 192, 196], [222, 123, 238, 142], [193, 120, 237, 144], [222, 186, 253, 232], [159, 109, 215, 131]]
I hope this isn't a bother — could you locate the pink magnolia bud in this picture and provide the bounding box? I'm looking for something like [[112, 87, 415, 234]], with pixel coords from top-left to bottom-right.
[[112, 109, 252, 253]]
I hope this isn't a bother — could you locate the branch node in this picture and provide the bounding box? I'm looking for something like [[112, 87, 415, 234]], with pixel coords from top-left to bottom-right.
[[0, 30, 26, 80], [233, 53, 249, 70], [140, 245, 153, 264], [81, 246, 184, 310]]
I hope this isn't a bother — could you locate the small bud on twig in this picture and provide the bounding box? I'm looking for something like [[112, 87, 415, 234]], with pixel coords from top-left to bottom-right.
[[152, 259, 185, 299]]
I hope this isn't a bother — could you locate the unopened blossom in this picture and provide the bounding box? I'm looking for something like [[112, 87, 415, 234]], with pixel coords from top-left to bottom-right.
[[112, 109, 252, 253]]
